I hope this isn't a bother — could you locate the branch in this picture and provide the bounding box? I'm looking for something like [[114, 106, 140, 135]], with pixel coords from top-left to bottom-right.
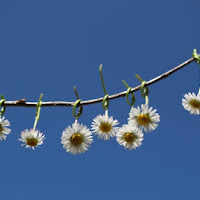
[[3, 56, 198, 108]]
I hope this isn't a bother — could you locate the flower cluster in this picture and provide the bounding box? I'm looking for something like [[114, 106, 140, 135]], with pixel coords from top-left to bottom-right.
[[59, 104, 160, 155], [3, 88, 199, 153], [12, 91, 200, 153], [61, 111, 120, 155], [116, 104, 160, 150], [0, 103, 161, 154]]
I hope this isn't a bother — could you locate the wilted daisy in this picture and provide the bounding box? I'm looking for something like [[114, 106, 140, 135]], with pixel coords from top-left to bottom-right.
[[61, 121, 93, 155], [128, 104, 160, 132], [19, 129, 45, 150], [182, 92, 200, 115], [0, 116, 11, 141], [116, 124, 143, 150], [91, 110, 119, 140]]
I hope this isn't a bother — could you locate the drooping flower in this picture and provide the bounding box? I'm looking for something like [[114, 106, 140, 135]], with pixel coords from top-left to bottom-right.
[[0, 116, 11, 141], [182, 92, 200, 115], [19, 129, 45, 150], [61, 121, 93, 155], [116, 124, 143, 150], [128, 104, 160, 132], [91, 111, 119, 140]]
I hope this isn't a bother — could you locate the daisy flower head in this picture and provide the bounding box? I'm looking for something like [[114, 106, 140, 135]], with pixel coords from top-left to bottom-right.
[[61, 121, 93, 155], [182, 92, 200, 115], [128, 104, 160, 132], [19, 129, 45, 150], [91, 111, 119, 140], [116, 124, 143, 150], [0, 116, 11, 141]]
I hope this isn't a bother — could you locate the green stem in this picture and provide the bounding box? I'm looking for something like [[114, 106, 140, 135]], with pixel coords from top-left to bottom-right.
[[33, 93, 43, 131], [198, 87, 200, 96], [72, 99, 82, 119], [136, 75, 149, 105], [122, 80, 129, 89], [145, 96, 149, 105], [73, 86, 80, 99], [193, 49, 200, 63], [105, 109, 108, 117], [72, 87, 83, 119], [99, 64, 108, 95], [135, 74, 143, 83], [33, 115, 38, 131], [0, 95, 6, 117]]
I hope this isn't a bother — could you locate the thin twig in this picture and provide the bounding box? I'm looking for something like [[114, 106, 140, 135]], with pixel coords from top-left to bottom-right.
[[3, 56, 197, 108]]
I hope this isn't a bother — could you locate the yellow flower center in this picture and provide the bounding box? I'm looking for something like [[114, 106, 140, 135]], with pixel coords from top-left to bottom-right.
[[99, 122, 111, 133], [137, 114, 150, 125], [26, 138, 38, 147], [124, 132, 136, 143], [71, 133, 83, 146], [189, 100, 200, 109], [0, 124, 3, 133]]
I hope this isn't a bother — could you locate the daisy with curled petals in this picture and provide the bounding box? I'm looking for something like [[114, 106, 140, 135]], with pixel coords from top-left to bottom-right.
[[93, 65, 119, 140], [182, 92, 200, 115], [0, 116, 11, 141], [19, 129, 45, 150], [116, 124, 143, 150], [19, 94, 45, 150], [61, 120, 93, 155], [128, 104, 160, 132], [91, 110, 119, 140]]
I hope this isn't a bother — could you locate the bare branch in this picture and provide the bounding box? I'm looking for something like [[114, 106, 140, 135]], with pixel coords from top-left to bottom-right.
[[3, 56, 197, 108]]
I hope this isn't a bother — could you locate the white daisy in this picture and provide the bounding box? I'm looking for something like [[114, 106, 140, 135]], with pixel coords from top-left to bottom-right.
[[19, 129, 45, 150], [182, 92, 200, 115], [128, 104, 160, 132], [91, 110, 119, 140], [61, 121, 93, 155], [0, 116, 11, 141], [116, 124, 143, 150]]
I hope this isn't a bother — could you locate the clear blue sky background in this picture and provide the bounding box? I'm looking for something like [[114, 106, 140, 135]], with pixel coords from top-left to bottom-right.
[[0, 0, 200, 199]]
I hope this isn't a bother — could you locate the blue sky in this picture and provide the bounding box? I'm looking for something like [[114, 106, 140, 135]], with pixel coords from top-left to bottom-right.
[[0, 0, 200, 199]]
